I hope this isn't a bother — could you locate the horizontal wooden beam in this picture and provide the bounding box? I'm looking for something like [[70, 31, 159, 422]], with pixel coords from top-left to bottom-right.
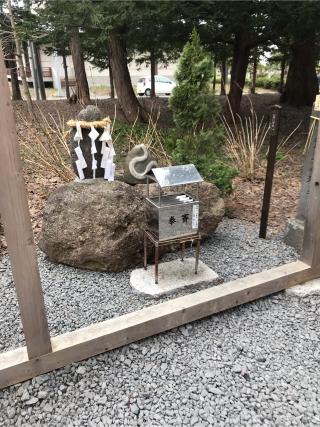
[[0, 260, 318, 389]]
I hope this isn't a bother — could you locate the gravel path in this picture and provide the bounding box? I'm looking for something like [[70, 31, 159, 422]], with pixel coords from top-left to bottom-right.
[[1, 219, 319, 426]]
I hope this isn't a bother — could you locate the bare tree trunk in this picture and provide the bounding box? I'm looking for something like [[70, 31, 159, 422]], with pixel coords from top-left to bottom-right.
[[281, 38, 318, 107], [34, 44, 46, 100], [108, 59, 115, 98], [212, 57, 216, 94], [10, 63, 22, 100], [150, 49, 156, 98], [279, 56, 286, 94], [220, 58, 226, 96], [69, 30, 91, 104], [22, 41, 30, 74], [228, 36, 251, 114], [6, 48, 22, 100], [7, 0, 33, 113], [62, 52, 70, 100], [250, 48, 258, 94], [109, 31, 147, 123], [28, 41, 40, 100]]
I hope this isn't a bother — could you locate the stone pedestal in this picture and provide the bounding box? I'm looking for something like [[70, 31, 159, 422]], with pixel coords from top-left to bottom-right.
[[130, 258, 219, 296], [283, 218, 305, 252], [286, 278, 320, 297]]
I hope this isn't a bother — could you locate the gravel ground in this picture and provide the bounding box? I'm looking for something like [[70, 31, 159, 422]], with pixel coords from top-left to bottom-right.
[[1, 219, 319, 426]]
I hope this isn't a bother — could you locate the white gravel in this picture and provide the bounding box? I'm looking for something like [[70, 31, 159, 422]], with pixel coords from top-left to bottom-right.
[[1, 219, 319, 426]]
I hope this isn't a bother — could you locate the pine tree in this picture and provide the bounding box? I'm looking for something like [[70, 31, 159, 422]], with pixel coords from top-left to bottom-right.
[[167, 29, 236, 192], [170, 29, 220, 132]]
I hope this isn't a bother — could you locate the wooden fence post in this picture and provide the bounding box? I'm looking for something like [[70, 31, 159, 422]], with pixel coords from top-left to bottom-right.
[[301, 120, 320, 268], [259, 105, 282, 238], [296, 97, 320, 221], [0, 47, 52, 358]]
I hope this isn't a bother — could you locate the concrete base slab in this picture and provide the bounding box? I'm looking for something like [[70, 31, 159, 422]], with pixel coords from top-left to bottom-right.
[[286, 278, 320, 297], [130, 257, 219, 296], [283, 218, 305, 252]]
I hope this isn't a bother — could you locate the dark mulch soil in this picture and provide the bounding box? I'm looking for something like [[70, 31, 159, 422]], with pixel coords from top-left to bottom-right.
[[225, 152, 303, 231]]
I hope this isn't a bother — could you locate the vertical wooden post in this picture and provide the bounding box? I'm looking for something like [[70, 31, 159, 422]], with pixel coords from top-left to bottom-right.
[[0, 48, 52, 358], [301, 121, 320, 268], [259, 105, 282, 238], [296, 97, 320, 221]]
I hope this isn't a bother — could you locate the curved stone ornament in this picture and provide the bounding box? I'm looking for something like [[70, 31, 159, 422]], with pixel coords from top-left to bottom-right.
[[124, 144, 158, 185]]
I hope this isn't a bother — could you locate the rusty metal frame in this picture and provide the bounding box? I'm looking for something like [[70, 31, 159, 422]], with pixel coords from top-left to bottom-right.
[[143, 229, 201, 283]]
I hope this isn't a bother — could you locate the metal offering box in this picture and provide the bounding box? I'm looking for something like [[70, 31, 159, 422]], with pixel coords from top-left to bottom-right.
[[145, 164, 203, 241]]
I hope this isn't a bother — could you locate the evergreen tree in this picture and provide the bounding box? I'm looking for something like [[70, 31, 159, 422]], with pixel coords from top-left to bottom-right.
[[167, 30, 236, 192], [170, 29, 220, 132]]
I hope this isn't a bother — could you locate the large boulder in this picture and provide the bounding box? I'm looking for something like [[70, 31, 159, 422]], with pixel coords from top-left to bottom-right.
[[39, 180, 225, 272]]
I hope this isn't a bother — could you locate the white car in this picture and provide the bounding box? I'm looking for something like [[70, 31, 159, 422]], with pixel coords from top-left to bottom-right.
[[137, 75, 176, 96]]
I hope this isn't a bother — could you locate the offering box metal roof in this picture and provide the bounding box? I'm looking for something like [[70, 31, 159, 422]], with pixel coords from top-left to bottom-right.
[[151, 164, 203, 188]]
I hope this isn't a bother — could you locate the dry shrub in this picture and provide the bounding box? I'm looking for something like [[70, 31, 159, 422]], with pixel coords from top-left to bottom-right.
[[18, 106, 75, 182], [221, 97, 302, 180], [18, 103, 171, 185], [123, 104, 172, 166], [221, 98, 269, 180]]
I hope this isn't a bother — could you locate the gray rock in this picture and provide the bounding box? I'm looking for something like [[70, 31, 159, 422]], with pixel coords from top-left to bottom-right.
[[43, 404, 53, 413], [3, 219, 318, 427], [7, 407, 16, 419], [39, 180, 146, 272], [39, 180, 224, 272], [77, 106, 103, 122], [38, 390, 48, 400], [130, 403, 140, 415], [20, 390, 30, 402], [206, 385, 223, 395], [34, 375, 49, 386], [232, 364, 243, 374], [25, 397, 38, 405], [76, 366, 86, 375]]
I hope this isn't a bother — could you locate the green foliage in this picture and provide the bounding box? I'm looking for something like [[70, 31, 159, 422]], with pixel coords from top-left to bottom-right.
[[275, 151, 287, 162], [112, 121, 150, 151], [170, 29, 220, 132], [167, 29, 236, 192], [166, 130, 237, 193], [255, 76, 281, 90]]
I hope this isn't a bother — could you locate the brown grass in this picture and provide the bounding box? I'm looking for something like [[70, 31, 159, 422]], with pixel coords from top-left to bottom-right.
[[18, 106, 75, 182]]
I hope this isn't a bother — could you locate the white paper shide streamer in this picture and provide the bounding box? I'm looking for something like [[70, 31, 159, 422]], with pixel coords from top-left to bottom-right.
[[100, 123, 116, 181], [74, 122, 86, 180], [89, 125, 100, 179]]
